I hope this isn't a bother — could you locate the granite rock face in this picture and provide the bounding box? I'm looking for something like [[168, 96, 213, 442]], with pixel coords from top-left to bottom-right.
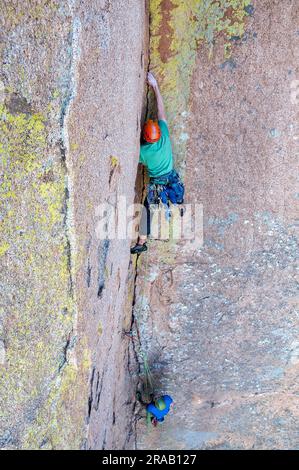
[[0, 0, 298, 451], [136, 0, 299, 450], [0, 0, 147, 449]]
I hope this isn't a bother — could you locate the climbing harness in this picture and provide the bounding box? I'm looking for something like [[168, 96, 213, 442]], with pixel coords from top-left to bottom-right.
[[147, 169, 185, 224], [147, 169, 185, 208]]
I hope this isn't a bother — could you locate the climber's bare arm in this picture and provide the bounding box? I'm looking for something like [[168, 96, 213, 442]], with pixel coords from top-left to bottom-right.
[[147, 72, 167, 122]]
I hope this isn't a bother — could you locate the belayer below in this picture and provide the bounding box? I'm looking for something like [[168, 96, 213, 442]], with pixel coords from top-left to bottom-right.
[[146, 395, 174, 427], [130, 72, 184, 255]]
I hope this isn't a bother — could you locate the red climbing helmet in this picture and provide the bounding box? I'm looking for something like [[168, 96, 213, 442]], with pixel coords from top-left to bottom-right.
[[143, 119, 161, 143]]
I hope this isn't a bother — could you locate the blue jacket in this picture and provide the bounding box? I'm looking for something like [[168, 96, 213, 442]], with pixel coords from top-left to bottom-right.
[[146, 395, 173, 422]]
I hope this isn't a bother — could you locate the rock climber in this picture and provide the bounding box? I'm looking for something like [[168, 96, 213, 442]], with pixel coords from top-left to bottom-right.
[[130, 72, 184, 255], [146, 395, 174, 426]]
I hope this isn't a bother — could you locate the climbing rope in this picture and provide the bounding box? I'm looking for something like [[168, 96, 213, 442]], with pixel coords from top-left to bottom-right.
[[132, 247, 155, 402]]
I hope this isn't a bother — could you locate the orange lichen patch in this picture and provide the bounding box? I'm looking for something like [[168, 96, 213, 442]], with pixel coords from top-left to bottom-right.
[[158, 0, 176, 64]]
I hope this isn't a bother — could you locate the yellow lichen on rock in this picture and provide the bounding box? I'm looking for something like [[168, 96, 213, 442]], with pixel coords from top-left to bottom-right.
[[0, 100, 88, 448], [148, 0, 251, 171]]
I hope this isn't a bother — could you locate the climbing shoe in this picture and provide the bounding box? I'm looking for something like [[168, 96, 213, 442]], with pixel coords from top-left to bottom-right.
[[130, 243, 147, 254]]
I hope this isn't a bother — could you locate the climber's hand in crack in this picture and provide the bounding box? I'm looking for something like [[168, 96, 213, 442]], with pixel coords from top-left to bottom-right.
[[147, 71, 158, 89]]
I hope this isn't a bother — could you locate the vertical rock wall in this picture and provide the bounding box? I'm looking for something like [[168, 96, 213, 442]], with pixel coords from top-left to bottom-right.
[[70, 0, 148, 451], [1, 0, 298, 451], [136, 0, 299, 450], [0, 0, 147, 449]]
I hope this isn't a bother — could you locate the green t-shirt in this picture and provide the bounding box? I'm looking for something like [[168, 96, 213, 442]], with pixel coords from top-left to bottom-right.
[[139, 120, 173, 178]]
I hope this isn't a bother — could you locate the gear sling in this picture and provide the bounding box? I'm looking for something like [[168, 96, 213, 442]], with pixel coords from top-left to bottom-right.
[[139, 169, 185, 237]]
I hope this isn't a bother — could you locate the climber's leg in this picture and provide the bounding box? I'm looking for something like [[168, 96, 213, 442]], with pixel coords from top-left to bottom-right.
[[130, 198, 151, 254], [139, 198, 151, 239]]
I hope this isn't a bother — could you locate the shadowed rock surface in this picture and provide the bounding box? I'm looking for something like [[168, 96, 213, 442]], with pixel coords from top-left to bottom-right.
[[136, 0, 299, 450]]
